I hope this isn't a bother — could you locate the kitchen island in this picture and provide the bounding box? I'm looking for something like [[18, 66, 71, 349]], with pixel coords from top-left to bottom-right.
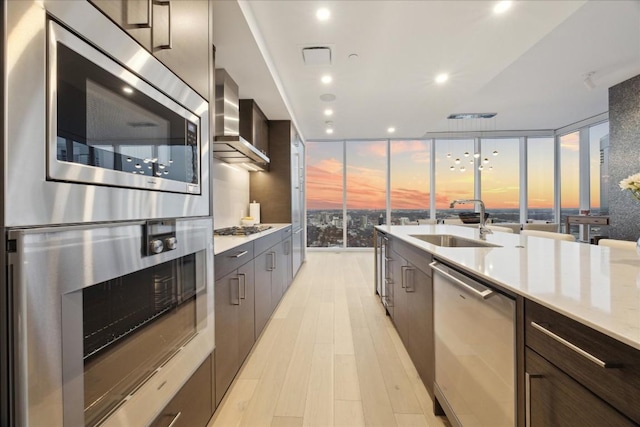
[[375, 224, 640, 427]]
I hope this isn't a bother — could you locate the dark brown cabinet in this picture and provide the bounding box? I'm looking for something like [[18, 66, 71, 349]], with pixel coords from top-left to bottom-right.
[[90, 0, 209, 97], [385, 237, 435, 396], [150, 354, 213, 427], [526, 349, 634, 426], [406, 265, 434, 396], [254, 229, 289, 336], [250, 121, 305, 278], [525, 299, 640, 425], [240, 99, 270, 158], [214, 257, 255, 407]]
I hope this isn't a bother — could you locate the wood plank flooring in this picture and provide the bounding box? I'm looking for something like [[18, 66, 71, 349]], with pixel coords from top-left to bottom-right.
[[208, 251, 450, 427]]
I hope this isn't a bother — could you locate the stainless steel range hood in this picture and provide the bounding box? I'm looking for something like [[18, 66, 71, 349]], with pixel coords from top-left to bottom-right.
[[213, 69, 269, 169]]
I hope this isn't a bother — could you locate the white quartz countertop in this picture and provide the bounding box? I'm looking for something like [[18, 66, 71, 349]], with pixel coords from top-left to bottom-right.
[[377, 224, 640, 351], [214, 224, 291, 255]]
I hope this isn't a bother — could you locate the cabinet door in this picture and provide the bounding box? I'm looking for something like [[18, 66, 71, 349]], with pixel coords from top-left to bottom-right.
[[237, 260, 256, 364], [390, 250, 409, 344], [150, 354, 213, 427], [151, 0, 209, 98], [407, 265, 434, 396], [255, 106, 269, 157], [283, 237, 293, 289], [254, 250, 273, 338], [90, 0, 152, 49], [526, 348, 635, 427], [214, 269, 240, 406], [271, 242, 286, 312]]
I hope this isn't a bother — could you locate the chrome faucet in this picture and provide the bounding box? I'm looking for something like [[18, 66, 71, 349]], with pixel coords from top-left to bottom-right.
[[449, 199, 493, 240]]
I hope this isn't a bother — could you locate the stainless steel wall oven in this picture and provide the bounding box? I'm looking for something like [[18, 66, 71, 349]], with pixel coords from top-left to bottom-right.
[[8, 218, 214, 426], [5, 1, 210, 226]]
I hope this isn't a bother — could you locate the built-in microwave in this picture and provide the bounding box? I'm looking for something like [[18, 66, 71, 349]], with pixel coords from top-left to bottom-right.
[[5, 1, 210, 226], [50, 21, 200, 194]]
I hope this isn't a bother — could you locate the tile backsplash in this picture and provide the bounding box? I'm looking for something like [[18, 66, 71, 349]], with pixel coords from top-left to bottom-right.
[[213, 159, 250, 228]]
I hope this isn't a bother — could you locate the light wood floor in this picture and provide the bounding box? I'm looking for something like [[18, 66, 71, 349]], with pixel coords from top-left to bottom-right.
[[208, 251, 450, 427]]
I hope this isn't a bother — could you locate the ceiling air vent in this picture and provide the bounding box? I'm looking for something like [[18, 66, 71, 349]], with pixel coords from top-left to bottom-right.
[[448, 113, 497, 119], [302, 47, 332, 66]]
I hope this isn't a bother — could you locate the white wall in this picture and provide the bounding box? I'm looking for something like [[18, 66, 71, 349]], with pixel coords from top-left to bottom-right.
[[213, 159, 250, 228]]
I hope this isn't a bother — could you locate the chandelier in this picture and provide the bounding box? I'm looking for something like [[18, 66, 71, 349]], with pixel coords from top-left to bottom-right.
[[446, 150, 499, 172]]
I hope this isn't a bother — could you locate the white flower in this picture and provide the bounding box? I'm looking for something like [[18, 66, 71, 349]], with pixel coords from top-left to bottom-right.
[[620, 172, 640, 198]]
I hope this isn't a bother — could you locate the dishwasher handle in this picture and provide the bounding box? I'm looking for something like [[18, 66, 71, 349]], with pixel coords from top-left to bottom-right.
[[429, 261, 494, 299]]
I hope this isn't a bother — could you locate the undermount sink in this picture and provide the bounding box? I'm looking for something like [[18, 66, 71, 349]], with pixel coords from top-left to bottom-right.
[[410, 234, 501, 248]]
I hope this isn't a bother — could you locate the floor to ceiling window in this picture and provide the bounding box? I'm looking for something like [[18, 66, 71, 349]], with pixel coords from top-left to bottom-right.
[[306, 141, 344, 248], [560, 131, 580, 231], [390, 139, 430, 225], [527, 137, 555, 222], [346, 140, 386, 247], [435, 139, 475, 220], [480, 138, 520, 223], [304, 117, 607, 249]]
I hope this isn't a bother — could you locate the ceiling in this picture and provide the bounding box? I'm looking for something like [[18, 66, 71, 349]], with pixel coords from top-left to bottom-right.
[[212, 1, 640, 141]]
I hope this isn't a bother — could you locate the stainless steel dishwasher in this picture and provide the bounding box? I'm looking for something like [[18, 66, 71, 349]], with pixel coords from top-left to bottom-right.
[[430, 261, 515, 427]]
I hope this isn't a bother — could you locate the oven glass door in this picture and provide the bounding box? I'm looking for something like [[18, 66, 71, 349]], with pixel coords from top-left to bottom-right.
[[80, 251, 202, 426], [49, 21, 200, 194]]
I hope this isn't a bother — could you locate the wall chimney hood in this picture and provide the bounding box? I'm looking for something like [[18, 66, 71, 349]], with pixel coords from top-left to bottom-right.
[[213, 69, 270, 169]]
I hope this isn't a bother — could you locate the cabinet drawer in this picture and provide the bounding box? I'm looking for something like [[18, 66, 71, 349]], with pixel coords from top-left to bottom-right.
[[215, 242, 254, 280], [280, 226, 292, 240], [150, 355, 213, 427], [254, 231, 282, 256], [388, 237, 432, 276], [526, 348, 634, 427], [525, 300, 640, 424]]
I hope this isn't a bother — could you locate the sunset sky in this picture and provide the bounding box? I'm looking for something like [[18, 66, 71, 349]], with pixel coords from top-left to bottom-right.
[[307, 128, 606, 211]]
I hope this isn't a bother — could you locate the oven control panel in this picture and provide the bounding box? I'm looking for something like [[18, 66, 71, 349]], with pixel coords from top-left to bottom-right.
[[144, 219, 177, 256]]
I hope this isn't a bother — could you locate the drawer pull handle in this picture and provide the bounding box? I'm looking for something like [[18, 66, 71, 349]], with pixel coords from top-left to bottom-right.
[[530, 322, 619, 368], [232, 250, 248, 258], [167, 412, 182, 427]]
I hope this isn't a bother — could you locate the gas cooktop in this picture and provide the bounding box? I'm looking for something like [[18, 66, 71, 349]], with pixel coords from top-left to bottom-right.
[[214, 225, 272, 236]]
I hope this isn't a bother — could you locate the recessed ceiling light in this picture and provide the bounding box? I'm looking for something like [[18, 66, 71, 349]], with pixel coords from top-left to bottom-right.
[[387, 127, 396, 133], [493, 1, 512, 14], [316, 8, 330, 21], [324, 109, 333, 116], [321, 75, 333, 84], [435, 73, 449, 84], [326, 128, 334, 134], [122, 86, 134, 94]]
